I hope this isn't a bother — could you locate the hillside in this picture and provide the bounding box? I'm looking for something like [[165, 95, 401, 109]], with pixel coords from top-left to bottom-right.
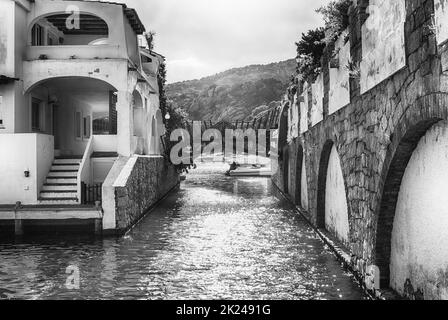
[[166, 59, 295, 122]]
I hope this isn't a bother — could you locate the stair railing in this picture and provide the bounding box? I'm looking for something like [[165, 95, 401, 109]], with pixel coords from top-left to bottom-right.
[[77, 136, 94, 204]]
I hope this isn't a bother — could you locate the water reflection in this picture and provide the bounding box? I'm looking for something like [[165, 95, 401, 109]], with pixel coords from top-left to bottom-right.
[[0, 162, 366, 300]]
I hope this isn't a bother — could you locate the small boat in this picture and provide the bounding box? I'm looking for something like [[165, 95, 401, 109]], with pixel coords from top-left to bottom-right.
[[228, 165, 272, 177]]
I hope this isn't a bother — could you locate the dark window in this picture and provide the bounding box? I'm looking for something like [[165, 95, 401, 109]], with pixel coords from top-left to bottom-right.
[[31, 98, 42, 131], [75, 112, 82, 139], [83, 116, 91, 139], [31, 24, 44, 46]]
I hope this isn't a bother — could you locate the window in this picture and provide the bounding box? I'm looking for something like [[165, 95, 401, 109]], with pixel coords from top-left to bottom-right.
[[83, 116, 91, 139], [75, 111, 82, 140], [31, 98, 42, 132], [31, 24, 45, 46]]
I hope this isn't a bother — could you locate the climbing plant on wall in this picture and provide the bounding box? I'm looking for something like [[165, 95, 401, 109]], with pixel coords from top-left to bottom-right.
[[157, 61, 193, 173], [295, 28, 326, 82], [293, 0, 352, 84], [317, 0, 352, 46]]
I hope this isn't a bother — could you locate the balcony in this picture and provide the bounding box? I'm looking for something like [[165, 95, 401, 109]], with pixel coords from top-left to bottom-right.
[[26, 45, 124, 61]]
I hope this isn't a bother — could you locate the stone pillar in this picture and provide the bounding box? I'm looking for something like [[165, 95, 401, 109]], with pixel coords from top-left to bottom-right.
[[116, 91, 133, 157]]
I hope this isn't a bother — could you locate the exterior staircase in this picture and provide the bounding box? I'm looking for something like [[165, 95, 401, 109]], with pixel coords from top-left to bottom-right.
[[38, 156, 82, 205]]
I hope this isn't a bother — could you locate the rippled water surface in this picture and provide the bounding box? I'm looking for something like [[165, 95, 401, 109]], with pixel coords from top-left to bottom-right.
[[0, 162, 366, 300]]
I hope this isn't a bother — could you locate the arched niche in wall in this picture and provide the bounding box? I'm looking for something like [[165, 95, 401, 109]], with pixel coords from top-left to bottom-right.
[[30, 13, 109, 46], [283, 146, 290, 195], [294, 145, 304, 206], [132, 90, 144, 138], [375, 118, 448, 299], [316, 141, 350, 245]]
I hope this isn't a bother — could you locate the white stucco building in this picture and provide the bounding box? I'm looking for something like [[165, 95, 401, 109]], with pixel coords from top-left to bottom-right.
[[0, 0, 173, 233]]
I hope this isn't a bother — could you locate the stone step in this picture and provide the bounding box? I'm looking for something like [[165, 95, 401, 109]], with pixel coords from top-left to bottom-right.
[[38, 198, 79, 205], [48, 171, 78, 178], [51, 164, 80, 171], [46, 177, 77, 184], [42, 184, 77, 192], [40, 191, 78, 199], [53, 158, 82, 165]]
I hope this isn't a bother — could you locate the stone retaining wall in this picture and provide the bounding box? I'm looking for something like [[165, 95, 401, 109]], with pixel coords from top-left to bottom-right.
[[110, 156, 179, 234], [274, 0, 448, 299]]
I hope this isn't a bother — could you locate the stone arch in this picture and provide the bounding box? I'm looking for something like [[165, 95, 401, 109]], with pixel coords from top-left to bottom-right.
[[132, 90, 144, 138], [278, 102, 290, 160], [374, 94, 448, 293], [316, 140, 335, 228], [294, 144, 304, 206], [283, 146, 290, 195], [316, 140, 350, 244], [24, 60, 128, 94], [375, 127, 444, 288]]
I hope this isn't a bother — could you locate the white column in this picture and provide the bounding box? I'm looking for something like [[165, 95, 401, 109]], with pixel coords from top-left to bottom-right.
[[116, 91, 133, 157]]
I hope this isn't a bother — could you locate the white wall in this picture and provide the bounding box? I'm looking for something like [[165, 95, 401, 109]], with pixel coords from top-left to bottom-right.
[[299, 88, 308, 134], [0, 0, 15, 77], [0, 84, 15, 133], [390, 121, 448, 299], [36, 133, 55, 194], [92, 158, 116, 184], [360, 0, 406, 93], [301, 155, 308, 210], [435, 0, 448, 45], [311, 74, 324, 127], [287, 96, 299, 143], [93, 135, 117, 152], [0, 133, 53, 204], [329, 31, 350, 115], [325, 145, 350, 245]]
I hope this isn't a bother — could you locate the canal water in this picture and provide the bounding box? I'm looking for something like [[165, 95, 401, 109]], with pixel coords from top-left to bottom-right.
[[0, 162, 367, 300]]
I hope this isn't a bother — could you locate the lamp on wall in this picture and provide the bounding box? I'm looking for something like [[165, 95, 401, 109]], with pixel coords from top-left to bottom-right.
[[165, 113, 171, 120], [0, 95, 4, 129], [24, 168, 30, 178], [49, 94, 58, 104]]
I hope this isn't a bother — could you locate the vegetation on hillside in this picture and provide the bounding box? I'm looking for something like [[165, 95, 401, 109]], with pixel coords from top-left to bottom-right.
[[166, 60, 295, 122]]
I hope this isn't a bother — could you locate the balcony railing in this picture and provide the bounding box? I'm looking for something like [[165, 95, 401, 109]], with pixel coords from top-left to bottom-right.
[[26, 45, 124, 61]]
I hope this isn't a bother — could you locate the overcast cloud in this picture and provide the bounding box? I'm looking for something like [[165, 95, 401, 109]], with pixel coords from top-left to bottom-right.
[[124, 0, 327, 83]]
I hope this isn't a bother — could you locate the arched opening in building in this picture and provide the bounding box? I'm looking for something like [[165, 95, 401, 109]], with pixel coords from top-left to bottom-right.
[[316, 141, 349, 244], [27, 77, 117, 156], [132, 91, 144, 138], [30, 13, 109, 46], [295, 145, 304, 206], [375, 118, 448, 298], [278, 103, 289, 160], [278, 103, 290, 194], [148, 110, 164, 156]]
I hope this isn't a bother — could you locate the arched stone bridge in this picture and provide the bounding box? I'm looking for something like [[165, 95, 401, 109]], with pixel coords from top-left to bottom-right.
[[274, 0, 448, 300]]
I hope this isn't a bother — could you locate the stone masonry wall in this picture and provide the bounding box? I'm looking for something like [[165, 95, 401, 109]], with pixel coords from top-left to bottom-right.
[[273, 0, 448, 299], [114, 156, 179, 233]]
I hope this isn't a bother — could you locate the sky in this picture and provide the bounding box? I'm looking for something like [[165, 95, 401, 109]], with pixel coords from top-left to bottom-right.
[[124, 0, 327, 83]]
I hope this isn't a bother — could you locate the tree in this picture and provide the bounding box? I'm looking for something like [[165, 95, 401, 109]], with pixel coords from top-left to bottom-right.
[[295, 28, 326, 82]]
